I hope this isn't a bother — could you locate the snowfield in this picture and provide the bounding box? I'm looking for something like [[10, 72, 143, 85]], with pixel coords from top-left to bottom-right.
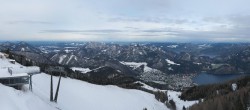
[[136, 81, 198, 110], [167, 45, 178, 48], [59, 55, 67, 64], [165, 59, 180, 65], [120, 61, 159, 72], [31, 73, 168, 110], [71, 67, 91, 74], [135, 81, 160, 92], [120, 61, 147, 69], [0, 84, 57, 110], [168, 90, 198, 110]]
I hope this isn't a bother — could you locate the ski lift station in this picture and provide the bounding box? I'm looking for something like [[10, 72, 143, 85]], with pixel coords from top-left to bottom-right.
[[0, 52, 40, 89]]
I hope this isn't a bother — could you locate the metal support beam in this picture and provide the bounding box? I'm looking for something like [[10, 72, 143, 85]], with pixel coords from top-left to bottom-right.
[[50, 74, 53, 101], [29, 75, 32, 91], [54, 73, 62, 103]]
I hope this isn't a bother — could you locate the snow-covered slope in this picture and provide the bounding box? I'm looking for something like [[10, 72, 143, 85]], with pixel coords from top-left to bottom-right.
[[168, 90, 198, 110], [136, 81, 198, 110], [70, 67, 91, 73], [120, 61, 167, 83], [0, 84, 57, 110], [165, 59, 180, 65], [0, 52, 168, 110], [120, 61, 160, 72], [32, 73, 168, 110]]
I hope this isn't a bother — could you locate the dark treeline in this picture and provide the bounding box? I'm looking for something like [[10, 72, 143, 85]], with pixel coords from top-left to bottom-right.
[[181, 76, 250, 100], [190, 87, 250, 110], [181, 76, 250, 110]]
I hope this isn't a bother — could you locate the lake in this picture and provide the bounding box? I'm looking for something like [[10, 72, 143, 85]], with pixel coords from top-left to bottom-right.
[[192, 73, 249, 85]]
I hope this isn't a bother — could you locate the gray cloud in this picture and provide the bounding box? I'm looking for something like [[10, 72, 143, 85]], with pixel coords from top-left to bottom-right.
[[41, 29, 124, 33], [7, 20, 53, 25], [108, 16, 191, 24], [167, 29, 250, 42], [1, 0, 250, 42], [141, 29, 172, 33]]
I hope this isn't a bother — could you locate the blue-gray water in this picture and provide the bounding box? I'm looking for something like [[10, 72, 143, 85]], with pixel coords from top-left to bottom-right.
[[193, 73, 248, 85]]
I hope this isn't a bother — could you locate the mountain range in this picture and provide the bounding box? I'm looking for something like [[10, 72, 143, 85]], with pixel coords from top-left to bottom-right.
[[1, 41, 250, 89]]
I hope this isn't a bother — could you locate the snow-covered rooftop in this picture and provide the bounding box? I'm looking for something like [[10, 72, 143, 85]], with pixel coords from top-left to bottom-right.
[[0, 52, 40, 78], [0, 73, 28, 78], [9, 66, 40, 75]]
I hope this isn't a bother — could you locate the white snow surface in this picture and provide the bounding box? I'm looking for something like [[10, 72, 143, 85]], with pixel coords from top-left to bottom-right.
[[136, 81, 198, 110], [59, 55, 67, 64], [71, 67, 91, 73], [135, 81, 160, 92], [0, 84, 57, 110], [30, 73, 168, 110], [165, 59, 180, 65], [0, 56, 30, 77], [9, 66, 40, 74], [168, 90, 198, 110], [0, 55, 57, 110], [120, 61, 156, 72], [167, 45, 178, 48], [66, 55, 75, 64], [120, 61, 147, 68], [0, 54, 40, 77]]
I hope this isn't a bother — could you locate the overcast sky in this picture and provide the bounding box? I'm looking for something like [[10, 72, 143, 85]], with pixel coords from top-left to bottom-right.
[[0, 0, 250, 42]]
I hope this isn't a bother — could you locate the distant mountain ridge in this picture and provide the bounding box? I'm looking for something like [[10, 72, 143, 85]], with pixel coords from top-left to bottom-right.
[[1, 41, 250, 90]]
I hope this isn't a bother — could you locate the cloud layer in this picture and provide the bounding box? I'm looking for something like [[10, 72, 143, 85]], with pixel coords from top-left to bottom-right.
[[0, 0, 250, 42]]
